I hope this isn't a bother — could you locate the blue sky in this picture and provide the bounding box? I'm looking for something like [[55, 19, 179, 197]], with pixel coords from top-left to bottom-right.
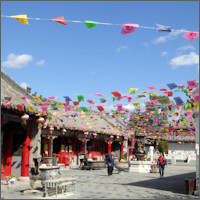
[[1, 1, 199, 111]]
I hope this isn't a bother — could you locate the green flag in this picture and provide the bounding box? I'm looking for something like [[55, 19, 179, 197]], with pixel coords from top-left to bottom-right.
[[84, 20, 99, 28], [77, 95, 84, 102], [81, 107, 89, 112]]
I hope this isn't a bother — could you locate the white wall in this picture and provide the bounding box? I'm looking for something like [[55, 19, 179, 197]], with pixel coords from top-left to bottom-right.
[[165, 142, 196, 160]]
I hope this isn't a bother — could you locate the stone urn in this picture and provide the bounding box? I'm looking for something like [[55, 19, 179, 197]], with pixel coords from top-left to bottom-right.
[[115, 161, 130, 172]]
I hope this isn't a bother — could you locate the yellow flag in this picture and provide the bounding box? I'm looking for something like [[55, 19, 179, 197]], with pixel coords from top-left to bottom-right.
[[163, 120, 168, 123], [136, 94, 140, 99], [194, 103, 199, 110], [150, 111, 155, 114], [151, 93, 157, 96], [27, 104, 35, 111], [11, 14, 29, 24], [133, 102, 141, 107], [33, 96, 41, 103], [129, 88, 138, 92], [57, 102, 64, 107], [142, 91, 149, 93], [145, 119, 149, 121]]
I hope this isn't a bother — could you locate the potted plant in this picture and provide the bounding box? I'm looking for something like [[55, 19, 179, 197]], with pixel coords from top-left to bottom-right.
[[150, 164, 158, 173]]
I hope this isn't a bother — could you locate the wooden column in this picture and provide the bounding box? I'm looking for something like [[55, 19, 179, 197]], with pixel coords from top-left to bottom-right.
[[108, 140, 112, 154], [81, 141, 84, 152], [121, 141, 124, 159], [130, 137, 134, 155], [3, 126, 13, 177], [21, 121, 32, 177], [48, 137, 53, 157]]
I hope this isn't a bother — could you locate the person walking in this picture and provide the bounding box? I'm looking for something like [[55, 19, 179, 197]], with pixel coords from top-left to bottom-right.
[[106, 151, 115, 176], [157, 152, 167, 178]]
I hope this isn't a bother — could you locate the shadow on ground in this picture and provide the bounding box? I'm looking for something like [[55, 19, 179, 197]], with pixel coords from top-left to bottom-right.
[[121, 172, 195, 195]]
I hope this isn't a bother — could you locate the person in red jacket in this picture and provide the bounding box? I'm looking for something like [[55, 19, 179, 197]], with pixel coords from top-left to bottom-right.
[[157, 152, 167, 178]]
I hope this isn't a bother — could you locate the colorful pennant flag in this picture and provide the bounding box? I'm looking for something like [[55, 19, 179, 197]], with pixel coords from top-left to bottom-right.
[[121, 24, 139, 35], [11, 14, 29, 24], [84, 21, 99, 28], [50, 16, 67, 25], [156, 24, 171, 32], [182, 32, 199, 41]]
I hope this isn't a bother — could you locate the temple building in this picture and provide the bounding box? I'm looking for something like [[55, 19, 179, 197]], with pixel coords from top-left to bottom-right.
[[1, 71, 133, 179]]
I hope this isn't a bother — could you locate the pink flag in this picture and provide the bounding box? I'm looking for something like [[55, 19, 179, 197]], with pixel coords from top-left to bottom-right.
[[147, 86, 156, 90], [187, 112, 193, 120], [177, 84, 185, 89], [187, 80, 198, 89], [121, 24, 139, 35], [182, 32, 199, 41], [48, 96, 57, 99], [116, 104, 123, 111], [94, 93, 104, 97], [87, 99, 94, 104], [25, 98, 31, 103], [192, 94, 199, 102], [151, 100, 160, 104], [127, 96, 132, 102]]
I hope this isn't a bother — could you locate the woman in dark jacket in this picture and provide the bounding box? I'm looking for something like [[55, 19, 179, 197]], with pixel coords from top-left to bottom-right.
[[157, 152, 167, 178]]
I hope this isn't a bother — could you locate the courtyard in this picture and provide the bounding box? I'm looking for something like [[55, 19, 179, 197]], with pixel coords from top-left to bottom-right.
[[1, 165, 198, 199]]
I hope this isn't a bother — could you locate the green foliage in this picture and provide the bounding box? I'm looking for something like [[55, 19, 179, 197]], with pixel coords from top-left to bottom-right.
[[158, 141, 168, 154], [122, 155, 127, 160], [8, 174, 17, 179]]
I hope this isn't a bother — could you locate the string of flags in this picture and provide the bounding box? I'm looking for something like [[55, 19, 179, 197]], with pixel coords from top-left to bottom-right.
[[1, 78, 199, 141], [2, 14, 199, 41]]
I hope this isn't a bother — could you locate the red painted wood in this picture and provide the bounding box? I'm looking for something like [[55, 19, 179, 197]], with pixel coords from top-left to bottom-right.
[[21, 121, 32, 177], [3, 127, 13, 177], [121, 141, 124, 159], [130, 138, 134, 155], [108, 140, 111, 154]]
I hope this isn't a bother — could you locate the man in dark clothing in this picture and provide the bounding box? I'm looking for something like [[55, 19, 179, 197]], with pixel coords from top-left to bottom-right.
[[157, 152, 167, 178], [106, 151, 115, 176]]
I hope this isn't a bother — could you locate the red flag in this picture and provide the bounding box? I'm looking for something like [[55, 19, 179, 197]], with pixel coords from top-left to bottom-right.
[[111, 92, 121, 98], [97, 106, 104, 112], [17, 104, 23, 111], [50, 16, 67, 25], [73, 101, 79, 106]]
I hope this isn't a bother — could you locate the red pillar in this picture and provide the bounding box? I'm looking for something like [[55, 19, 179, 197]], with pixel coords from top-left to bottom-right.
[[108, 140, 111, 154], [3, 127, 13, 177], [121, 141, 124, 159], [130, 138, 134, 155], [21, 121, 32, 177], [81, 141, 84, 152]]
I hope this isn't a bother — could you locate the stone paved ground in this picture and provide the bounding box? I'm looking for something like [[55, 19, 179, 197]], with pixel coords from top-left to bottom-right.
[[1, 165, 199, 199]]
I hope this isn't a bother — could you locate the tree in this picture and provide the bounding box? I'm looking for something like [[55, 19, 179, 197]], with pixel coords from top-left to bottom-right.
[[158, 141, 168, 154]]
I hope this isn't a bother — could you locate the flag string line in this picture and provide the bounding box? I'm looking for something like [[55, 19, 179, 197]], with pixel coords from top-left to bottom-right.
[[1, 15, 198, 33]]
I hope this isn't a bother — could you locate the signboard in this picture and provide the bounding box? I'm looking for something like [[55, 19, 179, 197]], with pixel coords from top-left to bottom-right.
[[44, 144, 48, 152], [61, 145, 65, 152], [69, 145, 72, 153]]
